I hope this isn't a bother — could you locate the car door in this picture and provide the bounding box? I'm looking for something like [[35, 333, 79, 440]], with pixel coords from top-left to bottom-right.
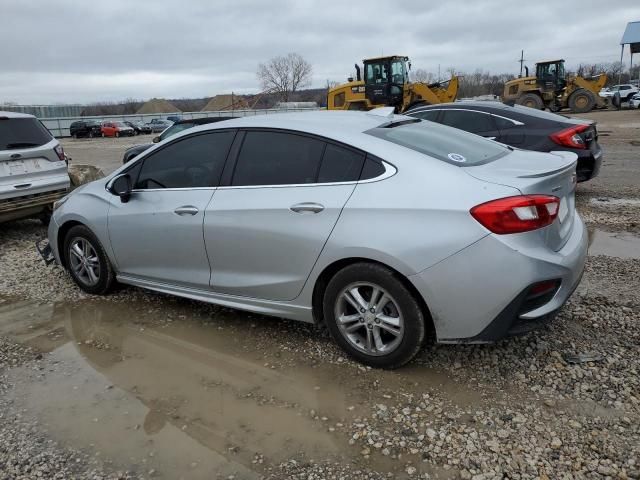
[[107, 130, 236, 288], [204, 130, 364, 301], [439, 109, 502, 140]]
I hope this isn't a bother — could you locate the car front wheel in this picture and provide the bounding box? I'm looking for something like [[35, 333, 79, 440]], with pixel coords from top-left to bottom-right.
[[323, 262, 426, 369], [64, 225, 116, 295]]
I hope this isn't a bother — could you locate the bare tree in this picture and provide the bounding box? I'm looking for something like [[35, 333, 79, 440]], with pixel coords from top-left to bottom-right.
[[412, 69, 435, 84], [257, 53, 312, 102]]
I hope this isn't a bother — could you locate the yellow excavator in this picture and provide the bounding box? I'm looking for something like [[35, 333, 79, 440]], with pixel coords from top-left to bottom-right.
[[327, 55, 458, 112], [503, 59, 608, 113]]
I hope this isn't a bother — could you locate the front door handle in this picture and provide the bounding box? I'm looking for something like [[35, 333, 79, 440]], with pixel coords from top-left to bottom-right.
[[174, 205, 199, 216], [290, 202, 324, 214]]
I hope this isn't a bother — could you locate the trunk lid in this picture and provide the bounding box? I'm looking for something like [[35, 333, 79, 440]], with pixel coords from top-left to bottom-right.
[[464, 149, 578, 251]]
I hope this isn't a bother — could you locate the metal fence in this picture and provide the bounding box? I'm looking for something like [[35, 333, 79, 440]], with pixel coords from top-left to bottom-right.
[[41, 108, 322, 138]]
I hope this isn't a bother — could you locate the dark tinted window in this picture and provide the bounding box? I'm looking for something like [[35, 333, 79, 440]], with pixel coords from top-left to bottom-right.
[[360, 157, 385, 179], [493, 116, 517, 130], [0, 118, 52, 150], [135, 131, 235, 189], [318, 144, 365, 183], [410, 110, 440, 122], [366, 121, 508, 166], [440, 110, 496, 133], [232, 131, 324, 186]]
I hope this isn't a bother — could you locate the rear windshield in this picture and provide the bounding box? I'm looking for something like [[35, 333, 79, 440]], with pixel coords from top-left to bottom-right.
[[0, 118, 53, 150], [366, 120, 508, 166]]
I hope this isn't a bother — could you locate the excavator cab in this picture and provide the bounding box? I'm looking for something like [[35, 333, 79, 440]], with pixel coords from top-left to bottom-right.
[[535, 60, 567, 93], [363, 56, 409, 108]]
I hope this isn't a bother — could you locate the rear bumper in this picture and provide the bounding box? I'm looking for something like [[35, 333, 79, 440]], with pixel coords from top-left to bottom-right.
[[408, 213, 588, 343], [576, 146, 603, 182], [0, 176, 70, 223]]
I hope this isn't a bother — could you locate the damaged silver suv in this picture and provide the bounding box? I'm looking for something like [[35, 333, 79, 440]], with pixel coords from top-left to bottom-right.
[[0, 111, 70, 224]]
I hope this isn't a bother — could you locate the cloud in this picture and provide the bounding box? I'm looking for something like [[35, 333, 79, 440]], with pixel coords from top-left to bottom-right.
[[0, 0, 637, 103]]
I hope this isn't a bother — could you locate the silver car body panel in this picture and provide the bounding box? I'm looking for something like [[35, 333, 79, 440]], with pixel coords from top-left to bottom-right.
[[49, 111, 587, 339]]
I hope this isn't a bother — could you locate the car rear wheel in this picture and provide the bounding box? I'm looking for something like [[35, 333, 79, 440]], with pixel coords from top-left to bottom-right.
[[323, 262, 426, 369], [64, 225, 116, 295]]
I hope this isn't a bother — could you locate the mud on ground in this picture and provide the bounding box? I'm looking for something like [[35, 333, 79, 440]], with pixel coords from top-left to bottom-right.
[[0, 109, 638, 479]]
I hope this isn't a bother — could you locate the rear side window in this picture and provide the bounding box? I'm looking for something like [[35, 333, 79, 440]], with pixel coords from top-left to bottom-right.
[[360, 157, 386, 179], [366, 121, 508, 166], [232, 131, 324, 186], [318, 144, 365, 183], [440, 110, 496, 133], [135, 131, 235, 189], [409, 110, 440, 122], [0, 118, 52, 150]]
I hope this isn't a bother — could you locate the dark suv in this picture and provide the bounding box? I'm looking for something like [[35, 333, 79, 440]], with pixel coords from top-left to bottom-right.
[[69, 120, 102, 138], [122, 117, 234, 163]]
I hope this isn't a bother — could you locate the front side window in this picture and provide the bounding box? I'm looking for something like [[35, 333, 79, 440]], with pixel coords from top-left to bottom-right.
[[440, 110, 496, 134], [159, 122, 195, 141], [365, 62, 388, 85], [232, 131, 324, 186], [390, 59, 406, 84], [135, 131, 235, 189]]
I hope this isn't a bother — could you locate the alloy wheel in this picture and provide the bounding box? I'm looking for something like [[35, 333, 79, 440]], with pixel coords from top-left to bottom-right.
[[68, 237, 101, 286], [334, 282, 404, 356]]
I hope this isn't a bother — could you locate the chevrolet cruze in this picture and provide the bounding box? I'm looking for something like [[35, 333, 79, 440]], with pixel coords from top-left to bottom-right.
[[42, 110, 587, 368]]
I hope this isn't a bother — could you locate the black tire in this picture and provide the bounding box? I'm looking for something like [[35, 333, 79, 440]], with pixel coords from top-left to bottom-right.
[[63, 225, 116, 295], [322, 262, 426, 369], [89, 131, 94, 138], [516, 93, 544, 110], [71, 133, 77, 139], [568, 89, 596, 113]]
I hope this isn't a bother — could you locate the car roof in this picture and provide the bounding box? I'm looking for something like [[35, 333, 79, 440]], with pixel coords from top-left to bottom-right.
[[194, 111, 408, 142], [0, 111, 36, 119], [417, 101, 511, 110]]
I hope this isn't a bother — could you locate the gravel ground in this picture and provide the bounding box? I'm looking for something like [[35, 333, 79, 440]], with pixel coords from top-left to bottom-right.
[[0, 109, 639, 479]]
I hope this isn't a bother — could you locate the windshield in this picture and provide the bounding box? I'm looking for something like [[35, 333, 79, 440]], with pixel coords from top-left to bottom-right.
[[159, 122, 195, 140], [366, 120, 509, 166], [0, 117, 52, 150]]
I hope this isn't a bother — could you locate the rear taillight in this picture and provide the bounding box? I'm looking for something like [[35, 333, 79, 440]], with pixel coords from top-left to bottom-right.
[[54, 144, 65, 161], [470, 195, 560, 234], [549, 124, 589, 149]]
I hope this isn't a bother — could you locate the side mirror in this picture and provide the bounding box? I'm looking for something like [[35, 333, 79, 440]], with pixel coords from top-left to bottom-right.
[[110, 174, 132, 203], [153, 136, 160, 143]]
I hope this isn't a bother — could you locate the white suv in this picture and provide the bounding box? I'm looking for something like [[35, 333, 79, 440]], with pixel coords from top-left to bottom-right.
[[629, 93, 640, 109], [599, 84, 639, 101], [0, 111, 70, 224]]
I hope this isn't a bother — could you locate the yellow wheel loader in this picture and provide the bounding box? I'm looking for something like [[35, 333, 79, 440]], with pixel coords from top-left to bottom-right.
[[503, 59, 608, 113], [327, 56, 459, 113]]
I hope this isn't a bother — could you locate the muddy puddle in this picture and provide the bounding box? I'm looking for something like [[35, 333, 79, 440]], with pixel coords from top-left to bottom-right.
[[0, 296, 481, 479], [588, 228, 640, 259]]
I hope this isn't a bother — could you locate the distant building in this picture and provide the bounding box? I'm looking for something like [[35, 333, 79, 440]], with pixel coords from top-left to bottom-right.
[[0, 104, 84, 118]]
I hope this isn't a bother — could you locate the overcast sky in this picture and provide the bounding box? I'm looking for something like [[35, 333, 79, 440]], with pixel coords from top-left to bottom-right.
[[1, 0, 638, 104]]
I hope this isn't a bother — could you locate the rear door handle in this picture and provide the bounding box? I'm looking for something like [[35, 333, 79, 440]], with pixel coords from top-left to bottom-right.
[[290, 202, 324, 214], [174, 205, 199, 216]]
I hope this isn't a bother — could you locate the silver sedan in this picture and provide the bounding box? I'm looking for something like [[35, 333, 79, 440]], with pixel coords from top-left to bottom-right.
[[43, 109, 587, 368]]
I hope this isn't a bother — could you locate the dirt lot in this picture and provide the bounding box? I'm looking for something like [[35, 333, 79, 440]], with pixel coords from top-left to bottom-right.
[[0, 110, 639, 479]]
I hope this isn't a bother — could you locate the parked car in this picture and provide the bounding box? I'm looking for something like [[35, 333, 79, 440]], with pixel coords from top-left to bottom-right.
[[629, 93, 640, 109], [1, 111, 70, 224], [101, 121, 135, 138], [122, 117, 234, 163], [41, 110, 587, 368], [146, 119, 174, 133], [124, 121, 152, 135], [405, 101, 602, 182], [599, 84, 639, 101], [69, 120, 102, 138], [166, 115, 182, 123]]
